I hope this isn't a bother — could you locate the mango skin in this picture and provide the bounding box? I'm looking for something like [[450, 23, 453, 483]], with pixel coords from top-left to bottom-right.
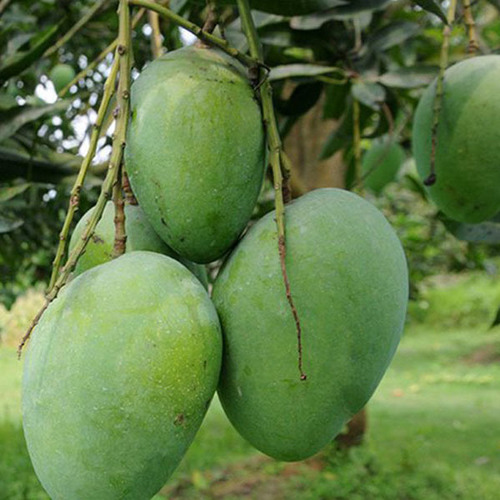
[[69, 201, 208, 287], [213, 188, 408, 461], [412, 55, 500, 223], [362, 138, 405, 194], [49, 64, 75, 92], [125, 46, 266, 263], [22, 252, 222, 499]]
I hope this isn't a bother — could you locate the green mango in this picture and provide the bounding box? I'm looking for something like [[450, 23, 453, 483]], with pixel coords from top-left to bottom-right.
[[49, 63, 75, 92], [362, 137, 405, 194], [126, 46, 266, 264], [69, 201, 208, 287], [22, 252, 222, 499], [213, 188, 408, 461], [412, 55, 500, 223]]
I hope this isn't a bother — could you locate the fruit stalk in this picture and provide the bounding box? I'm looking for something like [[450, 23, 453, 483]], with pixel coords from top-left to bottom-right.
[[48, 55, 119, 292], [122, 170, 137, 205], [59, 8, 145, 98], [462, 0, 478, 54], [426, 0, 457, 186], [20, 0, 133, 355], [44, 0, 109, 58], [236, 0, 305, 380], [148, 9, 163, 58], [112, 163, 127, 257], [128, 0, 257, 68]]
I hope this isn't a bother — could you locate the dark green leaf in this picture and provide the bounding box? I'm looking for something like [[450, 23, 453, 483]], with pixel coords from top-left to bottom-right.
[[290, 3, 347, 30], [259, 25, 295, 47], [0, 145, 78, 183], [275, 82, 323, 116], [351, 81, 386, 110], [334, 0, 392, 16], [269, 64, 343, 81], [323, 83, 350, 119], [0, 94, 18, 112], [369, 22, 421, 52], [378, 66, 438, 88], [0, 183, 30, 202], [0, 100, 70, 143], [440, 214, 500, 244], [490, 305, 500, 329], [402, 173, 428, 200], [413, 0, 448, 24], [0, 215, 24, 233], [0, 23, 61, 82]]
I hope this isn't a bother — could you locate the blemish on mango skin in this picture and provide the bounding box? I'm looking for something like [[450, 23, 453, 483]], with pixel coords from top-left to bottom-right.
[[92, 234, 105, 245], [174, 414, 185, 426]]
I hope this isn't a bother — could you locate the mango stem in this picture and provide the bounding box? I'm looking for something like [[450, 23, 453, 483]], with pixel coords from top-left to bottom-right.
[[19, 0, 133, 356], [236, 0, 306, 381], [426, 0, 457, 187]]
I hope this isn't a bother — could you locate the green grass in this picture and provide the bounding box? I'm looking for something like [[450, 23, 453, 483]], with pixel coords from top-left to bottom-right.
[[2, 272, 500, 499]]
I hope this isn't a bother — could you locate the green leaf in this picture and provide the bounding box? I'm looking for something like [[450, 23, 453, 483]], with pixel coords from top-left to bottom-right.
[[259, 25, 295, 47], [351, 81, 386, 110], [269, 64, 343, 81], [323, 83, 350, 120], [0, 100, 69, 143], [0, 23, 62, 83], [334, 0, 392, 16], [0, 94, 18, 112], [413, 0, 448, 24], [490, 305, 500, 329], [0, 145, 78, 183], [0, 183, 30, 202], [289, 2, 347, 30], [378, 66, 438, 88], [0, 215, 24, 233], [275, 82, 323, 116], [369, 22, 421, 52], [440, 214, 500, 244]]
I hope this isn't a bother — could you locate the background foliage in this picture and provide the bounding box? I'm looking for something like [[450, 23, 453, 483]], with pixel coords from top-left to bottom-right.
[[1, 0, 500, 310]]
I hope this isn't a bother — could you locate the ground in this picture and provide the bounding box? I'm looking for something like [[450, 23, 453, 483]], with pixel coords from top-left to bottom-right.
[[1, 271, 499, 499]]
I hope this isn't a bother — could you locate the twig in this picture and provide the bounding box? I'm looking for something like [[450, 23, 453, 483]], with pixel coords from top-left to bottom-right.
[[196, 1, 219, 47], [122, 170, 138, 205], [19, 0, 132, 356], [48, 56, 120, 291], [462, 0, 479, 54], [148, 9, 163, 58], [128, 0, 258, 68], [59, 8, 145, 98], [425, 0, 457, 187], [112, 162, 127, 257], [44, 0, 110, 57], [236, 0, 306, 381]]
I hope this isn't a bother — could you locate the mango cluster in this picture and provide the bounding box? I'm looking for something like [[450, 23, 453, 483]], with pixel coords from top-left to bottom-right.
[[23, 46, 408, 499]]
